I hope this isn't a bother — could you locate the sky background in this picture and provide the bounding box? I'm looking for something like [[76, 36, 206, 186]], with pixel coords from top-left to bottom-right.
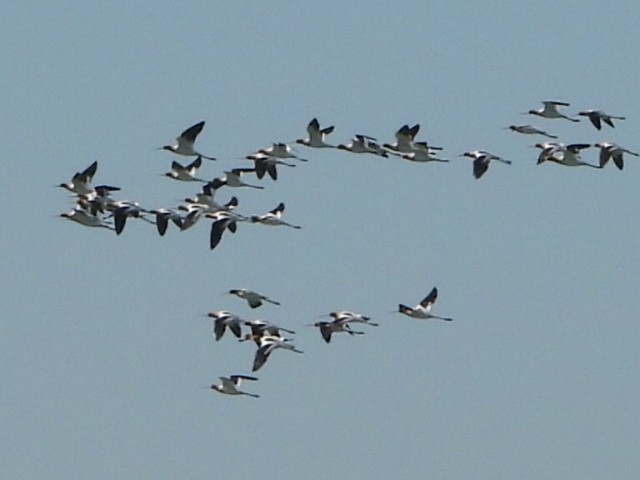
[[1, 1, 639, 479]]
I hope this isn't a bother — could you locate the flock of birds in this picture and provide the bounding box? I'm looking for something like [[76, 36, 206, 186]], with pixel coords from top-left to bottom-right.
[[58, 100, 636, 398]]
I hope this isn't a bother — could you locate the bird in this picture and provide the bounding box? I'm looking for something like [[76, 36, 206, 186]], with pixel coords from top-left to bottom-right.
[[209, 375, 259, 398], [328, 311, 379, 327], [527, 101, 579, 122], [401, 142, 448, 163], [240, 320, 296, 345], [112, 202, 152, 235], [148, 208, 184, 236], [207, 210, 249, 250], [164, 156, 206, 182], [246, 153, 296, 181], [461, 150, 511, 179], [60, 208, 114, 230], [398, 287, 453, 321], [228, 289, 280, 309], [161, 121, 216, 161], [58, 161, 99, 196], [250, 203, 301, 229], [258, 143, 308, 162], [308, 319, 365, 343], [252, 336, 303, 372], [578, 110, 625, 130], [536, 143, 599, 168], [337, 134, 387, 156], [507, 125, 557, 139], [207, 310, 244, 341], [594, 142, 639, 170], [296, 118, 336, 148], [211, 168, 264, 190], [383, 124, 420, 154]]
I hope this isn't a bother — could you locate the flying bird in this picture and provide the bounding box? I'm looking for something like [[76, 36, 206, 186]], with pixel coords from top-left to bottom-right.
[[461, 150, 511, 179], [228, 289, 280, 309], [296, 118, 336, 148], [209, 375, 259, 398], [594, 142, 639, 170], [250, 203, 301, 229], [398, 287, 453, 321], [161, 121, 216, 161], [578, 110, 625, 130]]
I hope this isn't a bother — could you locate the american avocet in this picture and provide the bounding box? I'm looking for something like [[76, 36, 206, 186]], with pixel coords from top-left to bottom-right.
[[527, 101, 579, 122], [209, 375, 259, 398], [296, 118, 336, 148], [578, 110, 625, 130], [161, 121, 216, 161], [250, 202, 301, 229], [228, 289, 280, 309], [148, 208, 184, 236], [337, 134, 381, 155], [259, 143, 308, 162], [240, 320, 296, 345], [507, 125, 557, 139], [206, 210, 249, 250], [328, 311, 379, 327], [308, 319, 365, 344], [60, 208, 114, 230], [246, 153, 296, 181], [207, 310, 244, 340], [595, 142, 639, 170], [401, 142, 448, 163], [164, 156, 206, 182], [383, 124, 420, 154], [398, 287, 453, 321], [537, 143, 599, 168], [252, 336, 303, 372], [211, 168, 264, 190], [461, 150, 511, 179], [112, 202, 153, 235], [58, 161, 99, 196]]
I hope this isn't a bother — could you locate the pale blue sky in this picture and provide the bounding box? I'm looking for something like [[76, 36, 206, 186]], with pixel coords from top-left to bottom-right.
[[2, 1, 639, 479]]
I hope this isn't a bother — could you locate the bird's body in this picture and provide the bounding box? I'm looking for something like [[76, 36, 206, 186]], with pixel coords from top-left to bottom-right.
[[207, 310, 244, 340], [58, 161, 99, 196], [578, 110, 625, 130], [383, 124, 420, 154], [508, 124, 557, 139], [60, 208, 114, 230], [398, 287, 453, 321], [595, 142, 639, 170], [296, 118, 336, 148], [250, 202, 301, 229], [210, 375, 259, 398], [528, 101, 579, 122], [164, 157, 205, 182], [229, 289, 280, 309], [161, 121, 216, 160], [462, 150, 511, 179], [536, 143, 599, 168], [252, 337, 303, 372]]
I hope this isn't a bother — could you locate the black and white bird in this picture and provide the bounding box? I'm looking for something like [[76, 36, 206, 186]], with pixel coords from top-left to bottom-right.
[[211, 168, 264, 190], [535, 143, 599, 168], [329, 311, 379, 327], [383, 124, 420, 154], [207, 210, 249, 250], [240, 320, 296, 345], [207, 310, 244, 341], [246, 153, 296, 181], [60, 208, 114, 230], [58, 161, 104, 196], [164, 156, 206, 182], [308, 319, 365, 344], [258, 143, 308, 162], [296, 118, 336, 148], [250, 203, 301, 229], [578, 110, 625, 130], [398, 287, 453, 321], [461, 150, 511, 179], [148, 208, 184, 236], [252, 336, 303, 372], [111, 201, 152, 235], [161, 121, 216, 161], [507, 125, 557, 139], [527, 101, 579, 122], [228, 289, 280, 309], [401, 142, 448, 163], [209, 375, 259, 398], [337, 134, 387, 157], [594, 142, 639, 170]]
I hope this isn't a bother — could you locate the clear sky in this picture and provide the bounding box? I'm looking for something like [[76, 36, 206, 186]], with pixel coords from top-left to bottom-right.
[[2, 1, 639, 479]]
